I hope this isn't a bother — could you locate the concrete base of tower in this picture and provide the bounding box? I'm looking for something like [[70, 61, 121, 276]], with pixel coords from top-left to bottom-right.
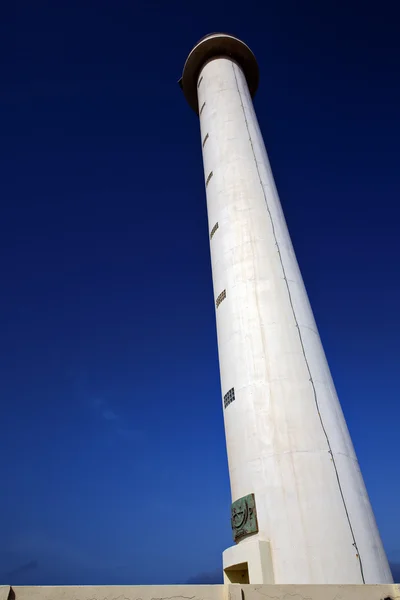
[[223, 540, 274, 584]]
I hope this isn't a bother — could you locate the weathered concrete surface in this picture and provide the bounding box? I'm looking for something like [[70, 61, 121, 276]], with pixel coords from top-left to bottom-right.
[[231, 584, 400, 600], [0, 587, 10, 600], [8, 584, 400, 600], [10, 585, 224, 600]]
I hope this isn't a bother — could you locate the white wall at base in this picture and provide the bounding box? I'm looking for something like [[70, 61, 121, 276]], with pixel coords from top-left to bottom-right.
[[0, 587, 9, 600], [233, 584, 400, 600], [223, 540, 274, 584], [7, 586, 224, 600], [6, 583, 400, 600]]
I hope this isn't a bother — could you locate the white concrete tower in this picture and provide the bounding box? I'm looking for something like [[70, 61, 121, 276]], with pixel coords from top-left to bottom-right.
[[180, 34, 393, 585]]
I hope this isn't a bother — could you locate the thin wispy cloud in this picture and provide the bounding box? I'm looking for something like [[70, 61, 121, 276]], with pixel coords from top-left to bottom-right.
[[90, 398, 144, 442], [91, 398, 120, 422], [186, 569, 223, 584], [3, 559, 38, 579], [2, 532, 134, 585], [101, 408, 119, 421]]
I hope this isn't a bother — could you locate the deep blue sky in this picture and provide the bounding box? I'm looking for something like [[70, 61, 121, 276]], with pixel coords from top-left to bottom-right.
[[1, 0, 399, 586]]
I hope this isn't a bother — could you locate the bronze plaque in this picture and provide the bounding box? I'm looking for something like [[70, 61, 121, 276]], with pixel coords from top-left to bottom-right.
[[231, 493, 258, 542]]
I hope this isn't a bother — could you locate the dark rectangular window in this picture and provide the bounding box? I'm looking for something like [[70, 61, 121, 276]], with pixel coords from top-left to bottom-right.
[[205, 171, 213, 188], [199, 102, 206, 116], [224, 388, 235, 408]]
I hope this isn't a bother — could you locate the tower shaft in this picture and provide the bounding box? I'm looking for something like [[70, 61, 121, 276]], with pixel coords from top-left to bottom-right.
[[181, 35, 392, 585]]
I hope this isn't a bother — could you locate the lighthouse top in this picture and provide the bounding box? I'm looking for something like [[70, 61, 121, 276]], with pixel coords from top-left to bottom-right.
[[180, 33, 259, 113]]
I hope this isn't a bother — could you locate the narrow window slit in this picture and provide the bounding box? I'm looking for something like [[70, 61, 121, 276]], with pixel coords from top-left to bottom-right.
[[199, 102, 206, 116], [202, 133, 209, 147], [216, 289, 226, 308], [197, 76, 203, 88], [210, 222, 219, 239], [205, 171, 213, 187]]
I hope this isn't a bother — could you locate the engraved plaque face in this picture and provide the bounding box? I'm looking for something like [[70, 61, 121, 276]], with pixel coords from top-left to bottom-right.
[[231, 493, 258, 542]]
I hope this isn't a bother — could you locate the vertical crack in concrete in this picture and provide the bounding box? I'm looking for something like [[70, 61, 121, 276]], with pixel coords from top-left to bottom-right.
[[231, 60, 365, 584]]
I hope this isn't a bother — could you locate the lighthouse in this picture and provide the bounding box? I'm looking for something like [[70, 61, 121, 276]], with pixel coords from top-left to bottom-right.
[[180, 33, 392, 585]]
